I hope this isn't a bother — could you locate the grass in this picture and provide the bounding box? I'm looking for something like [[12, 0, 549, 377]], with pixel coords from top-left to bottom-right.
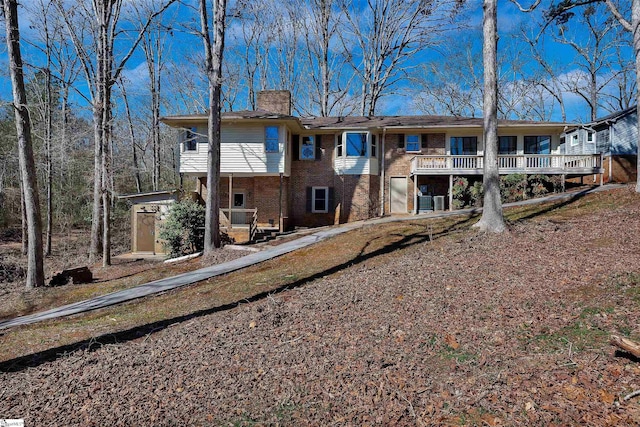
[[0, 186, 635, 366]]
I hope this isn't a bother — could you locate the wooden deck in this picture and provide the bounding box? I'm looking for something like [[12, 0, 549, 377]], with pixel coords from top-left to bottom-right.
[[411, 154, 604, 176]]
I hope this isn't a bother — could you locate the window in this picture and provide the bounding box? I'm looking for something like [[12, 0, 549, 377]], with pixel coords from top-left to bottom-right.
[[450, 136, 477, 155], [312, 187, 328, 213], [300, 136, 315, 160], [265, 126, 279, 153], [587, 132, 595, 143], [184, 127, 197, 151], [524, 135, 551, 154], [405, 135, 421, 152], [571, 133, 579, 146], [345, 132, 367, 156], [336, 136, 343, 157], [371, 134, 377, 157], [498, 136, 517, 154]]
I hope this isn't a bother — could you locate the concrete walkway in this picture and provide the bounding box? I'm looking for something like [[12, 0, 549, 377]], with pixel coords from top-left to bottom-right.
[[0, 184, 625, 331]]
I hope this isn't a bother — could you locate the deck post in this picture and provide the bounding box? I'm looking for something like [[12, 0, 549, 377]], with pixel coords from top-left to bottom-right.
[[279, 172, 283, 231], [228, 173, 233, 229], [413, 175, 418, 214], [449, 174, 453, 211], [600, 153, 604, 186], [561, 174, 565, 193]]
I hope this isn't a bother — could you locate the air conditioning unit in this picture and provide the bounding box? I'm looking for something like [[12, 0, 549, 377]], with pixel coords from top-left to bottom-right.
[[417, 195, 433, 213], [433, 196, 445, 211]]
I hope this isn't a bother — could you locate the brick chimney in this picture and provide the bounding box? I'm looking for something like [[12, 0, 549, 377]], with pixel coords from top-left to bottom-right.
[[257, 90, 291, 115]]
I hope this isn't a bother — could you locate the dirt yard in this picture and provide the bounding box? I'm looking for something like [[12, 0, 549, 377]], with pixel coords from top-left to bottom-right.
[[1, 186, 640, 426]]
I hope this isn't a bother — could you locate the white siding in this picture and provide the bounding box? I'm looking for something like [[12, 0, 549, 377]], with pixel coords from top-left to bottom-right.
[[179, 124, 287, 175]]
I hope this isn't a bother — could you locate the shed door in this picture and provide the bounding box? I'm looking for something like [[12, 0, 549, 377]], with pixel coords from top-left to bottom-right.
[[136, 212, 156, 252], [390, 177, 407, 213]]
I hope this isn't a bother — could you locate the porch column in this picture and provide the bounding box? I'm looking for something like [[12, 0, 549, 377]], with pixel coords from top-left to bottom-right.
[[600, 153, 604, 186], [228, 173, 233, 228], [561, 174, 566, 193], [449, 174, 453, 212], [279, 172, 283, 231], [413, 175, 418, 214]]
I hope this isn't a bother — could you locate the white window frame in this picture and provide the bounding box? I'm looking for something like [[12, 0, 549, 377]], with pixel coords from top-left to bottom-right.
[[265, 126, 280, 153], [405, 134, 421, 153], [183, 127, 198, 152], [311, 186, 329, 213], [586, 132, 595, 144], [571, 133, 579, 146], [300, 135, 315, 160], [343, 131, 368, 157]]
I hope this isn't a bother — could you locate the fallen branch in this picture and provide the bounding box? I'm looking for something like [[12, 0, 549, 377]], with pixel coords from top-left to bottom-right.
[[623, 389, 640, 402], [610, 335, 640, 358]]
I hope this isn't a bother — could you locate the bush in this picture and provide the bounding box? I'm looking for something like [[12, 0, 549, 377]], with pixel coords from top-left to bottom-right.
[[527, 174, 551, 198], [500, 174, 527, 203], [470, 181, 484, 207], [158, 200, 205, 258], [451, 177, 469, 209]]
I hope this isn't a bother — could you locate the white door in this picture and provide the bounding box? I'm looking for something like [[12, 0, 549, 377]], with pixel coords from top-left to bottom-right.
[[231, 192, 245, 225], [390, 177, 407, 213]]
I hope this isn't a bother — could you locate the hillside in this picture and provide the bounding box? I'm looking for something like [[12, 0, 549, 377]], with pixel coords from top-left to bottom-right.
[[2, 186, 640, 426]]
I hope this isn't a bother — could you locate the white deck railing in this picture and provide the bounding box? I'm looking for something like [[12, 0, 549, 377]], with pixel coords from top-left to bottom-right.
[[411, 154, 602, 175]]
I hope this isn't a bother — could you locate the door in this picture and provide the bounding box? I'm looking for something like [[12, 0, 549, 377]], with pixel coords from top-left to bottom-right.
[[390, 177, 407, 213], [231, 192, 246, 225], [136, 212, 156, 252]]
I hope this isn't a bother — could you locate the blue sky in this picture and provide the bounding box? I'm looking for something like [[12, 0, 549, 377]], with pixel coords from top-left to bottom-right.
[[0, 0, 635, 123]]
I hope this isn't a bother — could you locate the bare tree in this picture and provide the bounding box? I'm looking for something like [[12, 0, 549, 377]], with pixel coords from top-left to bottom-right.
[[554, 3, 627, 121], [200, 0, 227, 252], [474, 0, 505, 233], [55, 0, 176, 265], [338, 0, 462, 116], [1, 0, 46, 288], [545, 0, 639, 192], [118, 79, 143, 193]]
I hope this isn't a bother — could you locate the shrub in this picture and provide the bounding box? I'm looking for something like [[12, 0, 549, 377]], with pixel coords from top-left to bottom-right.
[[451, 177, 469, 209], [469, 181, 484, 207], [527, 174, 552, 198], [500, 174, 527, 203], [158, 200, 205, 258]]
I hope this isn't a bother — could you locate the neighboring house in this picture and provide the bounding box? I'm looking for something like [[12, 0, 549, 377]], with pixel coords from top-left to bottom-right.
[[564, 105, 638, 183], [161, 91, 604, 233]]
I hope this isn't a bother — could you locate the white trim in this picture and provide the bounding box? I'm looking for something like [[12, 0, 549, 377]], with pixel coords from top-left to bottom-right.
[[571, 133, 579, 146], [405, 134, 421, 153], [586, 131, 595, 144], [265, 125, 280, 153], [311, 186, 329, 213], [300, 135, 315, 160]]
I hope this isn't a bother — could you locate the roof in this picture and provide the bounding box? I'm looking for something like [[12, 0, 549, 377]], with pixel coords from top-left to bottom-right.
[[161, 110, 572, 131], [301, 115, 570, 130], [117, 190, 178, 201], [160, 110, 298, 126], [592, 105, 637, 125]]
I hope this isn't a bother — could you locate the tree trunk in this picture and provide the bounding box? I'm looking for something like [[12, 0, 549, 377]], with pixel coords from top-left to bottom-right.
[[45, 66, 53, 256], [2, 0, 45, 289], [474, 0, 505, 233], [634, 0, 640, 193], [121, 83, 143, 192], [201, 0, 227, 253]]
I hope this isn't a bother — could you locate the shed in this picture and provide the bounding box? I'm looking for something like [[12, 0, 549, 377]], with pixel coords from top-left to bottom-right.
[[118, 190, 180, 255]]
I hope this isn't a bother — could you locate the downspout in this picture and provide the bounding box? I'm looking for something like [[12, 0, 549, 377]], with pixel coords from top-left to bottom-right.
[[380, 128, 386, 217]]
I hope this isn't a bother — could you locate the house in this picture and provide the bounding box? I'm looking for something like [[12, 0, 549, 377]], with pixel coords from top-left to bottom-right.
[[160, 91, 604, 236], [564, 105, 638, 183]]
